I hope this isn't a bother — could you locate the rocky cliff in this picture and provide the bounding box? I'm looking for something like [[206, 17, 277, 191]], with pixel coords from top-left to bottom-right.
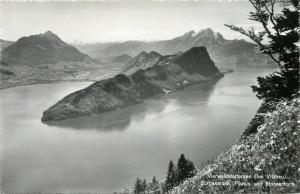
[[42, 47, 223, 122]]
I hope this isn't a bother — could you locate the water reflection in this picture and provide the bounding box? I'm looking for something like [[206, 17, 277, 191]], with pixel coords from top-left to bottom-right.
[[45, 80, 219, 131], [169, 80, 219, 105], [45, 102, 163, 131]]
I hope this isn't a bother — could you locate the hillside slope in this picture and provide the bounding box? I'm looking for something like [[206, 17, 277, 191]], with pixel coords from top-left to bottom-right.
[[173, 97, 300, 193]]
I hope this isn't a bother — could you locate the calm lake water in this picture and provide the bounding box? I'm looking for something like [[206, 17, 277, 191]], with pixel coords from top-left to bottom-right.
[[0, 67, 274, 193]]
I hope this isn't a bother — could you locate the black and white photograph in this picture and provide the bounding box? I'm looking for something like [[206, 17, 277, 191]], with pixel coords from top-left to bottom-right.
[[0, 0, 299, 193]]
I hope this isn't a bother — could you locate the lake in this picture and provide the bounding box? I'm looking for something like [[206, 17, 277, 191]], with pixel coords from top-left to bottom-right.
[[0, 67, 274, 193]]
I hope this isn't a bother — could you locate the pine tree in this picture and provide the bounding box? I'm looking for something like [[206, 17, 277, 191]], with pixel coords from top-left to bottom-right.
[[141, 179, 148, 193], [161, 181, 167, 194], [134, 177, 143, 194], [225, 0, 299, 102], [177, 154, 188, 184], [186, 159, 196, 178], [149, 176, 160, 194], [177, 154, 196, 184], [165, 160, 177, 192]]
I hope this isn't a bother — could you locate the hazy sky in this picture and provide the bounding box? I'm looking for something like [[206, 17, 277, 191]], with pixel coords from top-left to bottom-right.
[[0, 0, 259, 43]]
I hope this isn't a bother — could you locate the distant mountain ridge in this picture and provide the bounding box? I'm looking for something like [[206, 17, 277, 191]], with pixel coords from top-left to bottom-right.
[[122, 51, 162, 74], [1, 31, 92, 66], [76, 28, 273, 66], [105, 54, 133, 65], [42, 47, 222, 121], [0, 31, 110, 89]]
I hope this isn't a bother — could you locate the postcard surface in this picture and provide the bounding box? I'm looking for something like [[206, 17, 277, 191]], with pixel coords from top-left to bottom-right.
[[0, 0, 299, 193]]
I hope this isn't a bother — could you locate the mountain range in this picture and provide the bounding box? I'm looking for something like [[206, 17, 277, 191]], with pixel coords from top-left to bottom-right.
[[0, 28, 274, 89], [75, 28, 274, 67]]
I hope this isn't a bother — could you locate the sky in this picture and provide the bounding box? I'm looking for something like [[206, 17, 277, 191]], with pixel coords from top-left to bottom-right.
[[0, 0, 260, 43]]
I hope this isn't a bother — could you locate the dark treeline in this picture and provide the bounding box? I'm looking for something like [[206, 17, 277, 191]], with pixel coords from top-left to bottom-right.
[[134, 176, 160, 194], [133, 154, 196, 193]]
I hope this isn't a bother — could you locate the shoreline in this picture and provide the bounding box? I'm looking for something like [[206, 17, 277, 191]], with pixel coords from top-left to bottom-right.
[[0, 69, 233, 91], [0, 79, 97, 90]]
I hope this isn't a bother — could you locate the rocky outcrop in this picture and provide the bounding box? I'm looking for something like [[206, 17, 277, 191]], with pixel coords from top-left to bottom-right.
[[42, 47, 223, 122]]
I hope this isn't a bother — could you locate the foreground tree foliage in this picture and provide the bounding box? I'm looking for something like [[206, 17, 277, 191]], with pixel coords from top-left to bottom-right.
[[177, 154, 197, 184], [134, 177, 143, 194], [225, 0, 299, 102], [165, 160, 177, 192], [149, 176, 160, 194], [133, 154, 196, 193], [165, 154, 196, 192]]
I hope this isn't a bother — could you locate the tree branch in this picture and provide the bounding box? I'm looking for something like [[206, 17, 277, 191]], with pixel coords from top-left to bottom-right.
[[248, 0, 275, 39], [264, 0, 280, 35], [224, 24, 282, 67]]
